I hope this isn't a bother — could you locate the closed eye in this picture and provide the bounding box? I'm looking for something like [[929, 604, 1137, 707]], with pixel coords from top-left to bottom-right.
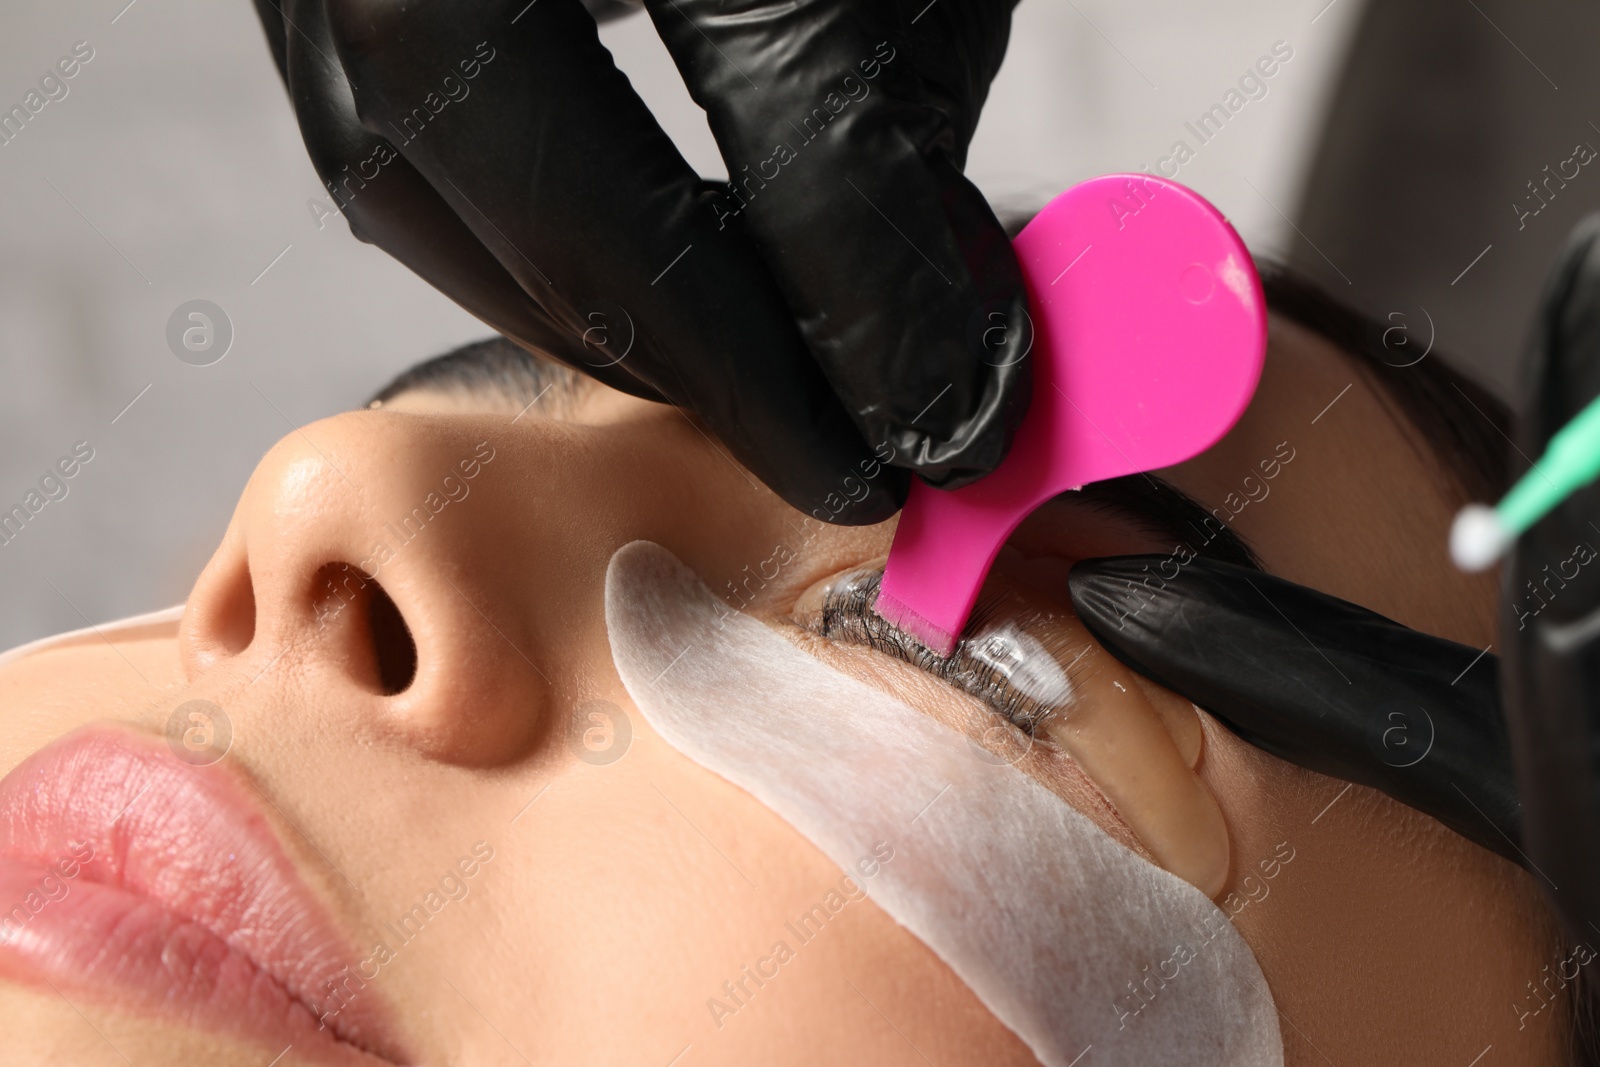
[[796, 568, 1096, 737], [797, 473, 1261, 738]]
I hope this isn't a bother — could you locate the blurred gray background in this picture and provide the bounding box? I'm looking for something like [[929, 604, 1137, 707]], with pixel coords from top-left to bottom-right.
[[0, 0, 1588, 647]]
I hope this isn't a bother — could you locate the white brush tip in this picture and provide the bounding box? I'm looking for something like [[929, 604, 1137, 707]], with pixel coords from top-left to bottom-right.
[[1450, 504, 1510, 572]]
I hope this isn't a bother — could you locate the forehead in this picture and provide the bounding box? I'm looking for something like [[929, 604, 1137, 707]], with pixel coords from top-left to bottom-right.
[[1160, 313, 1498, 647]]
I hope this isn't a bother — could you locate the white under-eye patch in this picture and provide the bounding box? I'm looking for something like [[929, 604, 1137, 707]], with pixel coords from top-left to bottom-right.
[[605, 542, 1281, 1066]]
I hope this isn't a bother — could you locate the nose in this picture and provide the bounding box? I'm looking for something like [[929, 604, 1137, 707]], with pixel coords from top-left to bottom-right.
[[179, 411, 560, 766]]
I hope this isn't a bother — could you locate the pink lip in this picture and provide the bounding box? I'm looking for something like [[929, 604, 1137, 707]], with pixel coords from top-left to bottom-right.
[[0, 724, 411, 1064]]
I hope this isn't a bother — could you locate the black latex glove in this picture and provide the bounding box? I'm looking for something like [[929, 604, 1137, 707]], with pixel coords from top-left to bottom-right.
[[1503, 213, 1600, 938], [1067, 556, 1521, 865], [251, 0, 1031, 525]]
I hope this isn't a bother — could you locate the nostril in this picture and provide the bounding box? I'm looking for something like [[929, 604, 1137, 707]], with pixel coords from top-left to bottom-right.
[[181, 547, 257, 676], [366, 579, 418, 695], [213, 555, 257, 656], [311, 563, 418, 696]]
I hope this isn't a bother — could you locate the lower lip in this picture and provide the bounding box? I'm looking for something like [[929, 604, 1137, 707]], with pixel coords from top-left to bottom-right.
[[0, 725, 406, 1064]]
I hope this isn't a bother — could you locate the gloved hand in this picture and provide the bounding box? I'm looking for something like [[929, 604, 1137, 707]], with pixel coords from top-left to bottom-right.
[[1066, 555, 1521, 866], [251, 0, 1032, 525], [1502, 212, 1600, 938], [1069, 212, 1600, 940]]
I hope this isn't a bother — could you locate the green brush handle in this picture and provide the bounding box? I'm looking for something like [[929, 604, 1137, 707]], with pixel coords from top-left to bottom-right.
[[1499, 390, 1600, 534]]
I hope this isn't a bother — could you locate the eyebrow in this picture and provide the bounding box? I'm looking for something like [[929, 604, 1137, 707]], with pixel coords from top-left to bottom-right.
[[366, 337, 588, 411], [1070, 473, 1262, 570]]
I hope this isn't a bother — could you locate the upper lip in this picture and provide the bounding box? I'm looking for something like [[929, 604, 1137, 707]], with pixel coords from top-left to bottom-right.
[[0, 723, 412, 1064]]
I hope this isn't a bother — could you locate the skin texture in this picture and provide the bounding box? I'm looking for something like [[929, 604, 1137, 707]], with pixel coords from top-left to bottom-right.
[[0, 313, 1567, 1065]]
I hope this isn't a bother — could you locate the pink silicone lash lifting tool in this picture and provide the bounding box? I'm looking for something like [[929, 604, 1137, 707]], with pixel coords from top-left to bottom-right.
[[874, 173, 1268, 656]]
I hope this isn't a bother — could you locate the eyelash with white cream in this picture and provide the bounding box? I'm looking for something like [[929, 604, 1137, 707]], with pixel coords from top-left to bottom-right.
[[798, 568, 1095, 737]]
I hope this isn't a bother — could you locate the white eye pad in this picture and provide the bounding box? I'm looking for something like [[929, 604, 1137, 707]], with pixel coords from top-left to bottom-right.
[[605, 541, 1281, 1066]]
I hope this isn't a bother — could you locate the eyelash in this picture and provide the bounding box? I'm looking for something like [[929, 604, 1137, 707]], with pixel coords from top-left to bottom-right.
[[804, 569, 1096, 737]]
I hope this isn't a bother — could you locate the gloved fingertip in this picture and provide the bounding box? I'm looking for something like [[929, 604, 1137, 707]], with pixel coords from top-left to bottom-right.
[[1067, 556, 1172, 636], [801, 466, 910, 527], [912, 462, 989, 492], [892, 339, 1033, 490]]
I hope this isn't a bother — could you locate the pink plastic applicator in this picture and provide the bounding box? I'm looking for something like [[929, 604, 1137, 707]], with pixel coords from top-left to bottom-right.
[[875, 174, 1267, 656]]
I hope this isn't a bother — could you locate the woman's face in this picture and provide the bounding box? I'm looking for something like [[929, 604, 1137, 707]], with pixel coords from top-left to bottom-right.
[[0, 315, 1564, 1066]]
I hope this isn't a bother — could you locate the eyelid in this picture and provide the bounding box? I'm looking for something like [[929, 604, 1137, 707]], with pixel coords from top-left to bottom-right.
[[799, 568, 1091, 735], [800, 565, 1233, 897]]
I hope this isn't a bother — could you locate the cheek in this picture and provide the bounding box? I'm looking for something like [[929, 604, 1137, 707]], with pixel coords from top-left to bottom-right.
[[476, 689, 1035, 1062], [1194, 710, 1560, 1059]]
